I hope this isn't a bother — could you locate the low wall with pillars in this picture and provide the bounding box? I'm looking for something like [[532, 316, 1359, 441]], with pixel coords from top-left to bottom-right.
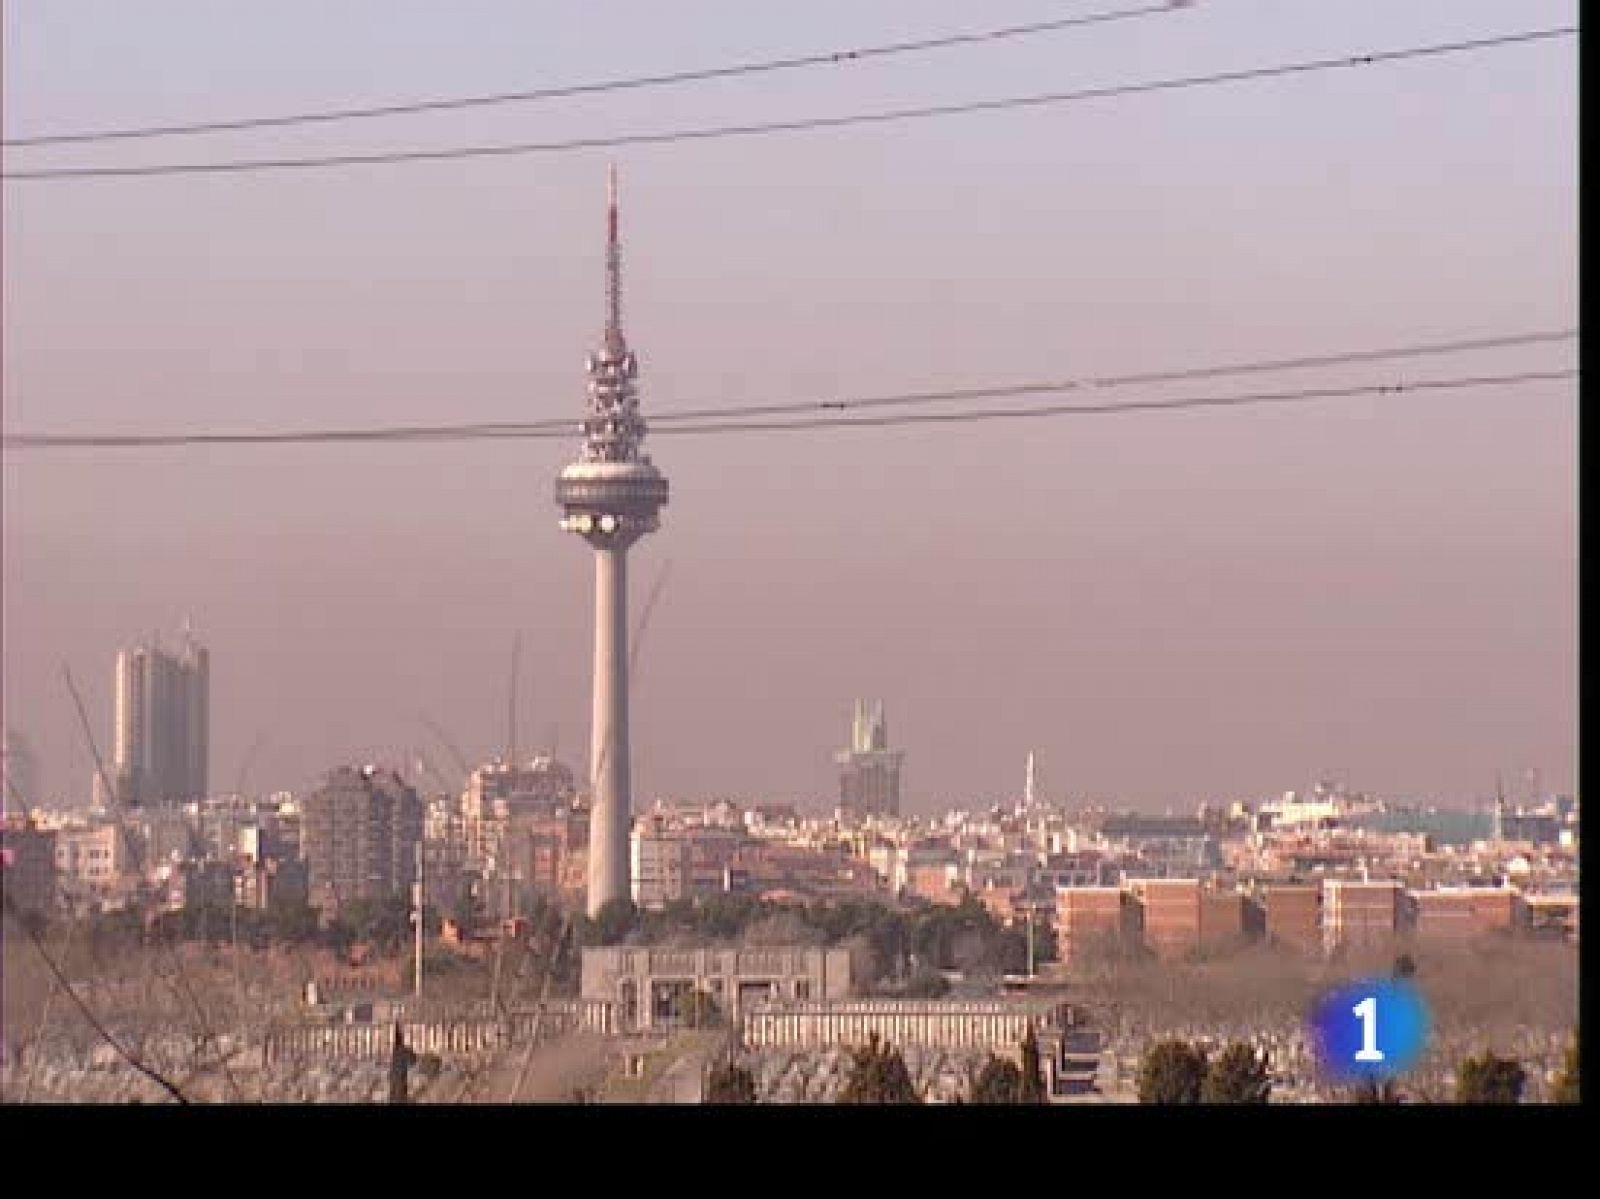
[[739, 999, 1066, 1053], [262, 998, 615, 1064]]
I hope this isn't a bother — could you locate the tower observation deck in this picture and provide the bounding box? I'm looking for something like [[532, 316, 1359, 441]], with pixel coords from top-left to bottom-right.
[[556, 166, 669, 917]]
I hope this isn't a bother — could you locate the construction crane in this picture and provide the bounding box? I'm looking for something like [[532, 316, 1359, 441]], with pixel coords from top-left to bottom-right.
[[411, 748, 457, 798], [419, 713, 473, 779], [234, 730, 268, 798], [630, 559, 672, 679], [590, 558, 673, 794], [508, 631, 523, 768]]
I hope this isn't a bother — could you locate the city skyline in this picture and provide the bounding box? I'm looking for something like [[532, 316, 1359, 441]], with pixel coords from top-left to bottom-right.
[[1, 0, 1578, 812]]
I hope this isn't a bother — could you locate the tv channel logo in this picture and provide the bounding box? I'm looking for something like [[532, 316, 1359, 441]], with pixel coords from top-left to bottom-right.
[[1308, 978, 1430, 1083]]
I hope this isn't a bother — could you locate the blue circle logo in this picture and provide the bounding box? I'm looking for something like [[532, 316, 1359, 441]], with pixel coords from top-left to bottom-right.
[[1308, 978, 1430, 1083]]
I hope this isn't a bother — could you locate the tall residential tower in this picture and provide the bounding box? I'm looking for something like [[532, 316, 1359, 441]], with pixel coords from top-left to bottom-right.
[[110, 625, 209, 806], [555, 168, 669, 917], [836, 700, 904, 819]]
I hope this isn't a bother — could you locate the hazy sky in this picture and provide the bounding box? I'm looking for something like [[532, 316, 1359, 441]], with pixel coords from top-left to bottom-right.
[[2, 1, 1578, 812]]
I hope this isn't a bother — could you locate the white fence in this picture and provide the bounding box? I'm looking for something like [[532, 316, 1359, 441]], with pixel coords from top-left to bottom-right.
[[262, 999, 615, 1064], [740, 999, 1065, 1052]]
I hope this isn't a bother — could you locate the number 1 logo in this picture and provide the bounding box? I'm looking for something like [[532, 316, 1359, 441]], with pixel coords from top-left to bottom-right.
[[1351, 996, 1385, 1063], [1309, 978, 1429, 1083]]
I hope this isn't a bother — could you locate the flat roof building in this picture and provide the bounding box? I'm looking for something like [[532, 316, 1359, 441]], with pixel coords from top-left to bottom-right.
[[1056, 886, 1141, 966], [1262, 884, 1321, 955], [1322, 878, 1403, 956]]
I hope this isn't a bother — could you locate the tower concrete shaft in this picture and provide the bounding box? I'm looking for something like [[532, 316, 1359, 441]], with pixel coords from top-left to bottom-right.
[[587, 546, 631, 914]]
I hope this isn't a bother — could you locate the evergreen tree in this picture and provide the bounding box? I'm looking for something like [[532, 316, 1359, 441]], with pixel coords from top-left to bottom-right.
[[969, 1055, 1025, 1104], [588, 897, 639, 946], [1551, 1036, 1578, 1103], [1019, 1026, 1047, 1104], [387, 1023, 418, 1104], [838, 1034, 921, 1104], [705, 1060, 759, 1104], [1137, 1039, 1208, 1104], [1200, 1042, 1272, 1104], [1456, 1051, 1526, 1104]]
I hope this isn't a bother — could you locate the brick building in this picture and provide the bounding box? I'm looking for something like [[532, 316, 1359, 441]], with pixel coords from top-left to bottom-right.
[[1322, 879, 1402, 956], [1412, 886, 1526, 942], [1262, 884, 1321, 954], [1056, 886, 1141, 965]]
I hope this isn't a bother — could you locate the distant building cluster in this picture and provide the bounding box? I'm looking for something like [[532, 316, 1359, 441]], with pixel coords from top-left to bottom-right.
[[0, 638, 1578, 975]]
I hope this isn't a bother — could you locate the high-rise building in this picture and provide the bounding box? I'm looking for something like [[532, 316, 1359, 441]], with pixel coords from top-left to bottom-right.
[[835, 700, 904, 819], [301, 765, 423, 917], [2, 728, 41, 810], [630, 814, 689, 911], [111, 626, 209, 806], [555, 167, 669, 918], [1, 816, 57, 918]]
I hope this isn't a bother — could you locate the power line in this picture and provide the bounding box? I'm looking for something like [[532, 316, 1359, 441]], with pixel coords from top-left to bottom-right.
[[3, 368, 1576, 452], [654, 328, 1578, 425], [2, 2, 1184, 147], [1, 26, 1574, 182], [650, 369, 1577, 436], [2, 329, 1577, 450]]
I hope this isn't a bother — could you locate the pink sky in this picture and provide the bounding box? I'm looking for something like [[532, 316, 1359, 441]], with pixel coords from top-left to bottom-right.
[[1, 1, 1578, 810]]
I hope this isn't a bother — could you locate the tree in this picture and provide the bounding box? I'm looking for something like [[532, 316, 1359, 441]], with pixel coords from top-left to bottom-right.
[[263, 899, 319, 944], [1348, 1077, 1403, 1104], [838, 1034, 921, 1104], [1456, 1051, 1526, 1104], [704, 1060, 758, 1104], [969, 1055, 1025, 1104], [1551, 1036, 1578, 1103], [588, 897, 639, 946], [387, 1023, 418, 1104], [449, 884, 484, 933], [1019, 1026, 1047, 1104], [666, 986, 722, 1029], [1201, 1042, 1272, 1104], [1137, 1039, 1208, 1104]]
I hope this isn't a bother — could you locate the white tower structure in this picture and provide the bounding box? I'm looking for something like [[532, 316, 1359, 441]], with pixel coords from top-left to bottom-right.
[[556, 167, 669, 918]]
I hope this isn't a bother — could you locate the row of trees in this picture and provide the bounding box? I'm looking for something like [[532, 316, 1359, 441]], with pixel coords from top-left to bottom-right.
[[1136, 1039, 1580, 1104], [1136, 1040, 1273, 1104], [705, 1029, 1050, 1104]]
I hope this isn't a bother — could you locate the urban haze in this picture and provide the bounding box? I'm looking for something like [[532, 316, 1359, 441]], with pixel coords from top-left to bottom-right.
[[0, 0, 1578, 1106]]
